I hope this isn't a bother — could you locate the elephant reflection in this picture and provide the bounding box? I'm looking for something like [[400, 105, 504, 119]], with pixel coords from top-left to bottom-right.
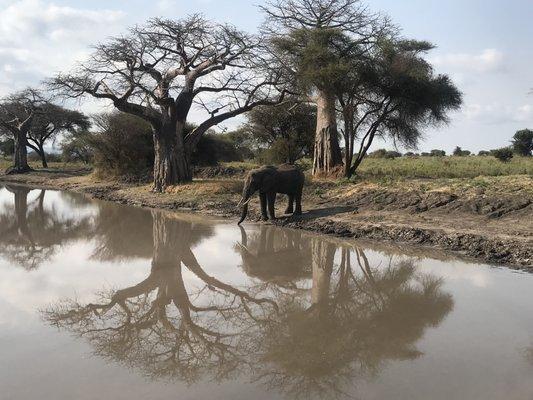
[[0, 185, 92, 269], [235, 225, 312, 286], [44, 217, 453, 400]]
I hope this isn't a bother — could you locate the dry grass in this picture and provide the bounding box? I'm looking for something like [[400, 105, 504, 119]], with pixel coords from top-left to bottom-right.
[[355, 155, 533, 179]]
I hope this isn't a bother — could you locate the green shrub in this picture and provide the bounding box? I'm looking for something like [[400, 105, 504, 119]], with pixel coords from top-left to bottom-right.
[[89, 112, 154, 178], [368, 149, 402, 159], [191, 133, 243, 166], [61, 130, 94, 164], [491, 147, 514, 162], [453, 146, 471, 156]]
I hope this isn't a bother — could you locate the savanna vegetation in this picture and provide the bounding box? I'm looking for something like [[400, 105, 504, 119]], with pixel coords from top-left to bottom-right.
[[0, 0, 531, 195]]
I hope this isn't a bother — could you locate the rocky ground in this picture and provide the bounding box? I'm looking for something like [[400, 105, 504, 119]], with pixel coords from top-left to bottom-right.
[[1, 166, 532, 269]]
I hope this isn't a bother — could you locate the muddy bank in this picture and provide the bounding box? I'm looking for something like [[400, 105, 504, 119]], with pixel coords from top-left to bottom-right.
[[1, 169, 531, 269]]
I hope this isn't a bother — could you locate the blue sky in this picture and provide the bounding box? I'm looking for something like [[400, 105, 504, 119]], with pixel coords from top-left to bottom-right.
[[1, 0, 532, 153]]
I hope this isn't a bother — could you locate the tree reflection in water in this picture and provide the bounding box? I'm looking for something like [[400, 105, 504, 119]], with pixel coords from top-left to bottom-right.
[[0, 185, 93, 269], [42, 212, 453, 399]]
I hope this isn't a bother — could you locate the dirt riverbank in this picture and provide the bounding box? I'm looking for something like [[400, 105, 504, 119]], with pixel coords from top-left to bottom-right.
[[1, 168, 532, 269]]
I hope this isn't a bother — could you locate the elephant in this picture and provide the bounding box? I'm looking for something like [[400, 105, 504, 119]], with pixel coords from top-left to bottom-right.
[[237, 164, 305, 224]]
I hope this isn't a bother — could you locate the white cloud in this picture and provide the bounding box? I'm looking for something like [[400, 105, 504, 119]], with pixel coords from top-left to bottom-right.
[[156, 0, 179, 12], [463, 102, 533, 125], [0, 0, 125, 95], [429, 49, 505, 73]]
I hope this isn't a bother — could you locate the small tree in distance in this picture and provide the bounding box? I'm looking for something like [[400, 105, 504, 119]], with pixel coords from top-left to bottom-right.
[[0, 89, 45, 174], [511, 129, 533, 156], [27, 104, 89, 168], [430, 149, 446, 157], [453, 146, 471, 156]]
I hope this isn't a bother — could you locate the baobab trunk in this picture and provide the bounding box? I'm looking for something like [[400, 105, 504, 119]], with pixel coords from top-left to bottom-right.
[[7, 130, 31, 174], [152, 120, 191, 192], [312, 90, 343, 177]]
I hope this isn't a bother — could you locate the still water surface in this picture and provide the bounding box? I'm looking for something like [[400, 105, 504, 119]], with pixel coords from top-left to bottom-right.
[[1, 184, 533, 400]]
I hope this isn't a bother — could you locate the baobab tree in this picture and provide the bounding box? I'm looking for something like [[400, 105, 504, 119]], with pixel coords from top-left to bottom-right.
[[262, 0, 391, 176], [0, 89, 45, 174], [49, 15, 290, 191], [26, 104, 89, 168]]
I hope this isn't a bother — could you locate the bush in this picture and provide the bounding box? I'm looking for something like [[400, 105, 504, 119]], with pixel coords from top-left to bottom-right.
[[61, 130, 94, 164], [191, 133, 243, 166], [90, 112, 154, 178], [368, 149, 402, 159], [404, 152, 418, 157], [478, 150, 490, 156], [491, 147, 514, 162], [453, 146, 471, 156], [430, 149, 446, 157]]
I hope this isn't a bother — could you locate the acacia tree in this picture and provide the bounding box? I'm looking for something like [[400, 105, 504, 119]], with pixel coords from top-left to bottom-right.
[[27, 104, 89, 168], [0, 89, 45, 174], [338, 39, 462, 177], [262, 0, 390, 176], [49, 15, 289, 191]]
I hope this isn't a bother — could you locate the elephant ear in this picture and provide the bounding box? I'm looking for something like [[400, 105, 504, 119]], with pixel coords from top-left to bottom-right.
[[260, 168, 277, 192]]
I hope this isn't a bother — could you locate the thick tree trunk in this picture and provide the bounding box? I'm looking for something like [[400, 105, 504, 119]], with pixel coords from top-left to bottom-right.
[[39, 144, 48, 168], [312, 90, 343, 177], [152, 120, 191, 192], [7, 130, 31, 174]]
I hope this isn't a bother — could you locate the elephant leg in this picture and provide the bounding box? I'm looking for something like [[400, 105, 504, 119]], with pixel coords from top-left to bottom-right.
[[294, 191, 302, 215], [267, 192, 276, 220], [285, 194, 294, 214], [259, 192, 268, 221]]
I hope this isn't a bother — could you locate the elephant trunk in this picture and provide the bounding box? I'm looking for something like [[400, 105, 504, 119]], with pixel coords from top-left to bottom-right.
[[237, 180, 252, 225], [237, 203, 249, 225]]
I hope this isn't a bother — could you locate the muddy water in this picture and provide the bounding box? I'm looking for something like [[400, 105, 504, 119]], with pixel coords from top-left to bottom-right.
[[1, 184, 533, 400]]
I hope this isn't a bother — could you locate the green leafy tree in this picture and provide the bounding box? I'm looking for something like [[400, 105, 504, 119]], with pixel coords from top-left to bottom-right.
[[340, 39, 462, 176], [243, 99, 316, 164], [511, 129, 533, 156]]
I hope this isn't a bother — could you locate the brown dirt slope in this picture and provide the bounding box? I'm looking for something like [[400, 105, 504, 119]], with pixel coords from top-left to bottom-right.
[[0, 169, 531, 269]]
